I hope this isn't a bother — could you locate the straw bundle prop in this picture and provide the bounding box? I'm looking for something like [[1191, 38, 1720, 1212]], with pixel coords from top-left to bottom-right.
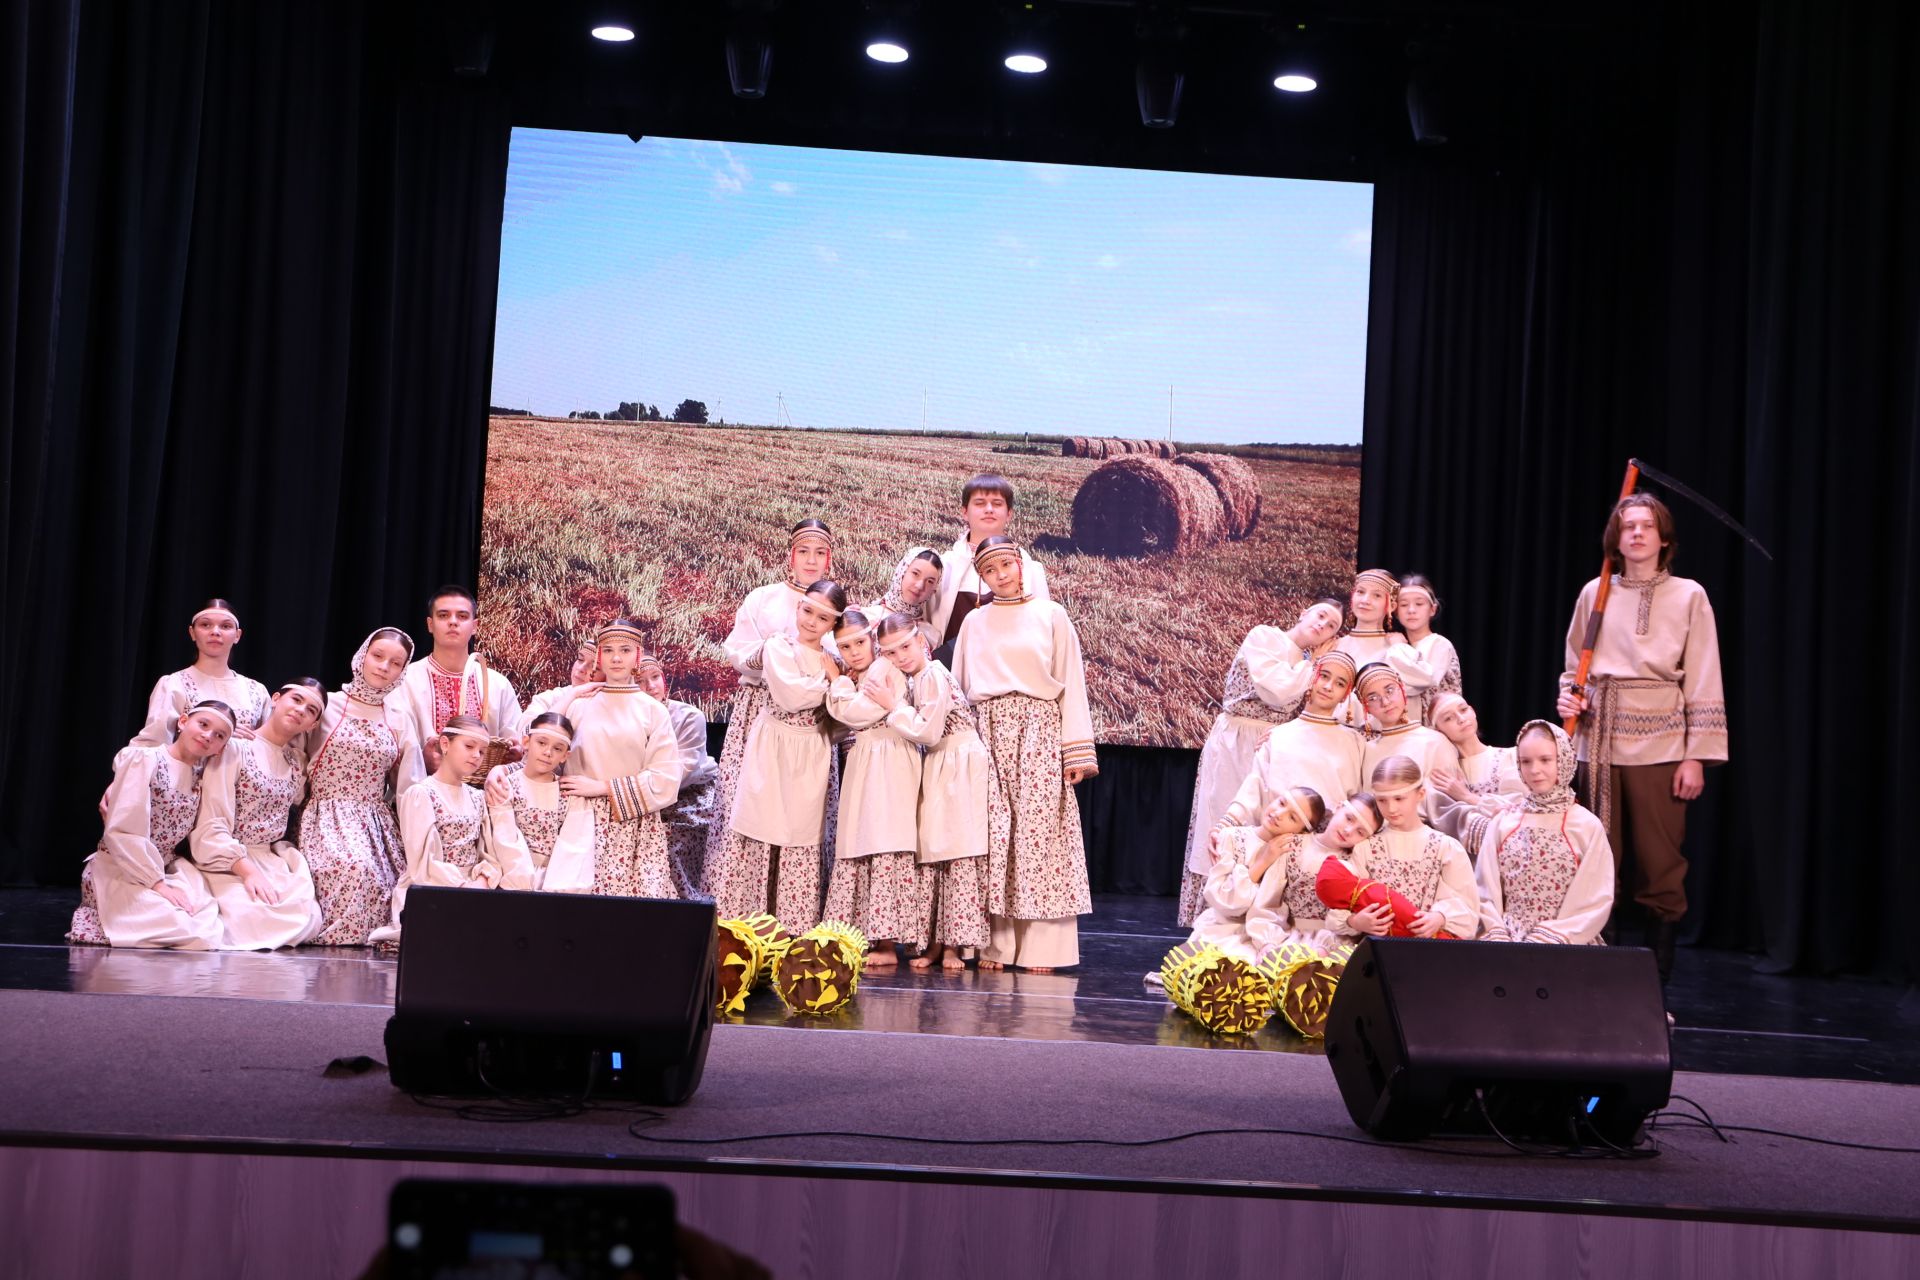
[[1257, 940, 1357, 1039], [713, 913, 793, 1015], [1160, 941, 1273, 1036], [772, 921, 868, 1015], [1174, 452, 1261, 539], [1070, 455, 1228, 556]]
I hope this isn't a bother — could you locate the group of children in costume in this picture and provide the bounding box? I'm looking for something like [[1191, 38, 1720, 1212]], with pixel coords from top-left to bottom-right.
[[70, 474, 1098, 975], [1172, 490, 1726, 995], [72, 480, 1724, 1002]]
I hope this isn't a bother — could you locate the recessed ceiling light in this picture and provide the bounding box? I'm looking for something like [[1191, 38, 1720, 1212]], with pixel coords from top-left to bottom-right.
[[591, 25, 635, 43], [1005, 53, 1047, 74], [1273, 73, 1317, 93], [866, 41, 909, 64]]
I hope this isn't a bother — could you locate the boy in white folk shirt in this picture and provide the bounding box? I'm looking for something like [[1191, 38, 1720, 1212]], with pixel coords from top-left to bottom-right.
[[400, 585, 525, 774], [931, 474, 1052, 661]]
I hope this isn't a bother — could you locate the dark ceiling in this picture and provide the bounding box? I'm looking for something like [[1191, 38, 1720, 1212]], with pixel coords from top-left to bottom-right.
[[417, 1, 1672, 182]]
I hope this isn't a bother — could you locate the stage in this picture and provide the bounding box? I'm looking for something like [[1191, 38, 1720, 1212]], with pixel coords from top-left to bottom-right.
[[1, 891, 1917, 1277]]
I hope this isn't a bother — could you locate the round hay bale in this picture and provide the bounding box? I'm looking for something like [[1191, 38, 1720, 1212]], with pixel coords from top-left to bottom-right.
[[1109, 438, 1131, 456], [1061, 437, 1081, 457], [1087, 438, 1110, 459], [1124, 438, 1146, 453], [1070, 456, 1228, 556], [1174, 451, 1261, 539]]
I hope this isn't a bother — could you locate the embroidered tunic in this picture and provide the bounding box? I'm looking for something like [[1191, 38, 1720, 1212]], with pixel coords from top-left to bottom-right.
[[952, 597, 1098, 775], [1559, 573, 1728, 767], [399, 654, 524, 742]]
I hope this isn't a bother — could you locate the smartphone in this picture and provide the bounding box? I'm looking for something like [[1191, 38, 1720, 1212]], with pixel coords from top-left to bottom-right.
[[385, 1179, 676, 1279]]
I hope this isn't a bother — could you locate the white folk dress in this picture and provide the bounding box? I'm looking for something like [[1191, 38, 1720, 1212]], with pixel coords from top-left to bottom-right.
[[705, 582, 840, 912], [374, 776, 530, 945], [888, 659, 994, 949], [1351, 825, 1479, 938], [1383, 633, 1462, 725], [1474, 805, 1615, 945], [953, 596, 1095, 969], [722, 636, 835, 931], [540, 684, 683, 899], [1181, 828, 1310, 964], [116, 667, 271, 770], [69, 746, 221, 949], [1177, 626, 1316, 925], [188, 735, 323, 949], [822, 661, 927, 945], [299, 695, 419, 945], [487, 763, 595, 893], [1221, 714, 1364, 831]]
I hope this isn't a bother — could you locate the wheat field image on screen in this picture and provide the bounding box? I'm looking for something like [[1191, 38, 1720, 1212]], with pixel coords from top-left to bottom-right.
[[479, 416, 1360, 749]]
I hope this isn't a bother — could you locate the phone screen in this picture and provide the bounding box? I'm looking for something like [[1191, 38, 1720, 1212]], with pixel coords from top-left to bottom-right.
[[386, 1179, 676, 1279]]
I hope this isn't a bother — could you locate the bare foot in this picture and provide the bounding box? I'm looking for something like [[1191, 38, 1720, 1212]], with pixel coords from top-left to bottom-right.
[[977, 959, 1005, 971], [864, 948, 898, 970], [941, 952, 966, 972], [909, 954, 933, 971]]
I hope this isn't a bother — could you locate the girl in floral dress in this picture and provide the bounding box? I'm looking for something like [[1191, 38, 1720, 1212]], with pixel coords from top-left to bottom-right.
[[1474, 721, 1615, 945], [71, 701, 234, 948], [485, 712, 595, 892], [300, 627, 421, 945]]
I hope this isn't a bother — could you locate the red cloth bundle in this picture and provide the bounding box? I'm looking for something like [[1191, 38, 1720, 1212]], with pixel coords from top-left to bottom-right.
[[1315, 857, 1456, 939]]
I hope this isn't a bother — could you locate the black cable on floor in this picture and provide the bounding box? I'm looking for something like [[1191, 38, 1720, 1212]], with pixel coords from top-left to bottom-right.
[[1645, 1094, 1920, 1155]]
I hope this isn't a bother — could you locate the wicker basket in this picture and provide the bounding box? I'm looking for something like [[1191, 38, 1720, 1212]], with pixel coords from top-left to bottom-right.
[[466, 736, 517, 787]]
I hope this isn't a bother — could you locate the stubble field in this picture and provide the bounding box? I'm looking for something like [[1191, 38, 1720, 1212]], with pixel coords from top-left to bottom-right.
[[479, 416, 1360, 749]]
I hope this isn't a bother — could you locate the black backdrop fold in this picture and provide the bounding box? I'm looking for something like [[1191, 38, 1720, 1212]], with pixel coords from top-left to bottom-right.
[[0, 1, 507, 888], [3, 1, 1916, 981]]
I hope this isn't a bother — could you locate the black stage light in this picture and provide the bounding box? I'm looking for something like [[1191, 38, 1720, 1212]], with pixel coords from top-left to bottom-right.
[[1136, 46, 1184, 128], [446, 4, 496, 77], [726, 16, 775, 99]]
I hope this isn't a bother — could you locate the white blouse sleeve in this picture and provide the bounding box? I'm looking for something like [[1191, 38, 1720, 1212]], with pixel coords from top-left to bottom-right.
[[722, 593, 774, 676], [1430, 834, 1480, 938], [1527, 810, 1616, 945], [670, 703, 715, 791], [98, 751, 167, 887], [123, 676, 181, 756], [888, 668, 953, 747], [1384, 639, 1446, 695], [764, 639, 830, 714], [399, 785, 461, 889], [188, 745, 247, 873], [485, 772, 537, 889], [1200, 830, 1261, 915], [1049, 607, 1098, 775], [1245, 631, 1313, 711], [485, 674, 526, 740], [826, 672, 888, 730], [606, 707, 685, 822]]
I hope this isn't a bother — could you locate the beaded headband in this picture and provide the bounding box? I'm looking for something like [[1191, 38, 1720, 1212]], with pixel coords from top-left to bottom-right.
[[1354, 568, 1400, 597], [184, 701, 236, 732], [596, 622, 645, 648], [972, 542, 1022, 572], [789, 526, 833, 551], [1354, 664, 1403, 698], [1314, 650, 1358, 680]]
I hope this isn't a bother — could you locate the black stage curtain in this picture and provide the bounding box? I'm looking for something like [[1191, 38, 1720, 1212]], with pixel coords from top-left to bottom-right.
[[1361, 0, 1920, 980], [0, 1, 508, 885]]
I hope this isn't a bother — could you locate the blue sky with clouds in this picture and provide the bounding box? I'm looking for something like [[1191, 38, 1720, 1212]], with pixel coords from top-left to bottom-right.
[[493, 130, 1374, 445]]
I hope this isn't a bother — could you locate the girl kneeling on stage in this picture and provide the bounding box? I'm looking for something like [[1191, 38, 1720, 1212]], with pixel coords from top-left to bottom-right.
[[485, 712, 594, 893], [1342, 756, 1478, 941], [1474, 721, 1615, 945], [71, 701, 236, 949], [1178, 786, 1328, 967], [187, 680, 328, 950], [1249, 793, 1382, 964], [721, 581, 844, 933], [375, 717, 532, 944]]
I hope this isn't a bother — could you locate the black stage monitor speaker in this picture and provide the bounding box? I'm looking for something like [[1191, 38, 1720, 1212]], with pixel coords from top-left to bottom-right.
[[386, 887, 716, 1105], [1324, 938, 1671, 1146]]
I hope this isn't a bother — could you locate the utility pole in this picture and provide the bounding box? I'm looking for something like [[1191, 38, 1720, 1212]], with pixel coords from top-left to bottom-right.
[[1168, 384, 1174, 439]]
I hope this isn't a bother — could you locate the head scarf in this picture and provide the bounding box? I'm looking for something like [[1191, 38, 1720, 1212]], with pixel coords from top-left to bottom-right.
[[1515, 719, 1577, 813], [880, 546, 941, 623], [345, 627, 414, 705], [786, 521, 834, 591]]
